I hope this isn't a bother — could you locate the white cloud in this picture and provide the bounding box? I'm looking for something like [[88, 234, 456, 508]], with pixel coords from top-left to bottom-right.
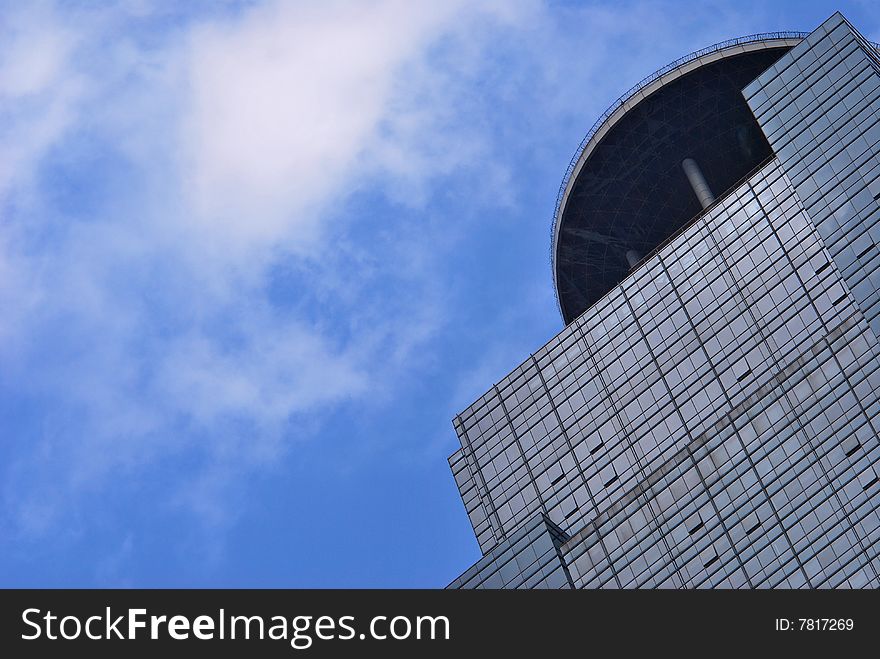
[[0, 5, 74, 97], [0, 0, 535, 540], [180, 0, 504, 254], [0, 4, 84, 196]]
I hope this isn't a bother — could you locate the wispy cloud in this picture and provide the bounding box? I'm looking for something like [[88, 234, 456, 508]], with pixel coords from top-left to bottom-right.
[[0, 0, 536, 544]]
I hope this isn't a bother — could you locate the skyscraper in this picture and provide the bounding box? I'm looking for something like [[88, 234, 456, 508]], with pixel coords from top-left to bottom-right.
[[448, 12, 880, 588]]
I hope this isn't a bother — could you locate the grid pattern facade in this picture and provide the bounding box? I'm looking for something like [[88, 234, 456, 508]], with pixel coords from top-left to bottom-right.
[[448, 13, 880, 588], [447, 515, 573, 589], [745, 12, 880, 336]]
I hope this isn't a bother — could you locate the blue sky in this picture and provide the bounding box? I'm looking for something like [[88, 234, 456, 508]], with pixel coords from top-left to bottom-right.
[[1, 0, 879, 588]]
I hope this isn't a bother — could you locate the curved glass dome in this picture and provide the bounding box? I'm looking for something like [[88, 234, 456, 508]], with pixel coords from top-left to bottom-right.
[[552, 35, 804, 325]]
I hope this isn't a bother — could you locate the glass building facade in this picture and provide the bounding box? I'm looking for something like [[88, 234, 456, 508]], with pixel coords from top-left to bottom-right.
[[448, 12, 880, 588]]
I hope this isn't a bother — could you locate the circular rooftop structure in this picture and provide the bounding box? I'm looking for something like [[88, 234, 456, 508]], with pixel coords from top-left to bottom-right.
[[552, 34, 807, 325]]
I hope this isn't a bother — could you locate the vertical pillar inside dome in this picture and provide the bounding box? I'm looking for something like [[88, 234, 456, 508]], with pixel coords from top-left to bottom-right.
[[682, 158, 716, 209]]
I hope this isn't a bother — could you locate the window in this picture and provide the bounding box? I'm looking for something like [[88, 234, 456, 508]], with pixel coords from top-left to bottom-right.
[[840, 436, 861, 458], [686, 510, 704, 535]]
